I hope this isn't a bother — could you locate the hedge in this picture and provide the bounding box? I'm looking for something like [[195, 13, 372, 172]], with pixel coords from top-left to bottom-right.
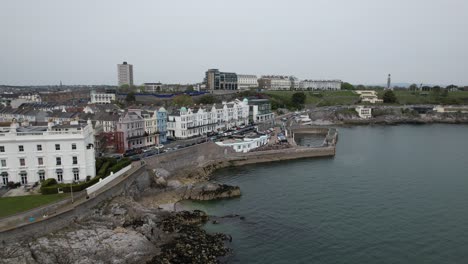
[[41, 158, 131, 195], [41, 178, 57, 188]]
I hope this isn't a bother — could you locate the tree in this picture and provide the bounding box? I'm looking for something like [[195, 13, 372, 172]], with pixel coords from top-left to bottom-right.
[[382, 90, 397, 104], [356, 84, 366, 90], [409, 84, 418, 91], [198, 94, 218, 105], [125, 92, 136, 103], [291, 92, 306, 109], [431, 86, 442, 97], [172, 94, 193, 107], [185, 85, 194, 92], [341, 82, 355, 90]]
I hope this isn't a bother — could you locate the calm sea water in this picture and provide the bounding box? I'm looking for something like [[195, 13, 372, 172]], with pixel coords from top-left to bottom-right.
[[181, 125, 468, 264]]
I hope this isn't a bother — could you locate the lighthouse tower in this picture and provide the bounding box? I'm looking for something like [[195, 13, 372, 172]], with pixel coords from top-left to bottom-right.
[[386, 74, 392, 90]]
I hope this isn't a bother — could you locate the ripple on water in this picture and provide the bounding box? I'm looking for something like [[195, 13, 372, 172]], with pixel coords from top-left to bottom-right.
[[184, 125, 468, 264]]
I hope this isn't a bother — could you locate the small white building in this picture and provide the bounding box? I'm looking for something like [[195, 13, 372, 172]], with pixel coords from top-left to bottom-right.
[[215, 135, 269, 153], [237, 74, 258, 90], [19, 94, 41, 102], [355, 90, 383, 104], [0, 120, 96, 186], [355, 106, 372, 119], [90, 90, 116, 104]]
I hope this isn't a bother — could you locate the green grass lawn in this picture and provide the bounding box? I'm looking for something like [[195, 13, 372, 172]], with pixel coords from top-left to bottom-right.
[[379, 90, 468, 105], [0, 193, 68, 218], [264, 90, 360, 106], [265, 90, 468, 107]]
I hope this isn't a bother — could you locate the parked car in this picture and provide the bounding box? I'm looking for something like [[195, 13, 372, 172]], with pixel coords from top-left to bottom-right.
[[154, 144, 164, 150], [130, 155, 141, 161]]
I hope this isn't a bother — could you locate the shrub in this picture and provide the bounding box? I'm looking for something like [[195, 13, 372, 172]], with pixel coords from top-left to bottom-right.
[[7, 182, 21, 189], [41, 178, 57, 188], [108, 158, 131, 174], [97, 161, 111, 177]]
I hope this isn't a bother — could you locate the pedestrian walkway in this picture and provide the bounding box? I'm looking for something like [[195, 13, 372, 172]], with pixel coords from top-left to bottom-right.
[[0, 162, 146, 233]]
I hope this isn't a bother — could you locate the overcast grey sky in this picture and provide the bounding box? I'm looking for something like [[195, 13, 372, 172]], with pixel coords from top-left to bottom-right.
[[1, 0, 467, 86]]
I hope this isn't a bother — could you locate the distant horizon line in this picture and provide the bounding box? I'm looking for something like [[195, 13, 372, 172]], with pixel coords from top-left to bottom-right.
[[1, 82, 467, 88]]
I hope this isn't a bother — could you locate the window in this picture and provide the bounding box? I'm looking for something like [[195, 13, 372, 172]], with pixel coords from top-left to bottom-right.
[[57, 171, 63, 182], [39, 171, 45, 181], [73, 169, 79, 181], [19, 145, 24, 152], [19, 158, 25, 166], [38, 157, 43, 165], [37, 145, 42, 151], [72, 156, 78, 165], [1, 160, 6, 167], [1, 173, 8, 186], [72, 143, 77, 150], [20, 172, 27, 185], [0, 146, 4, 152], [55, 144, 60, 150], [56, 157, 61, 166]]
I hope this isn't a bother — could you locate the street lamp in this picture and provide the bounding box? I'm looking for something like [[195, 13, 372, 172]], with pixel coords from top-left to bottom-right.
[[70, 180, 75, 204]]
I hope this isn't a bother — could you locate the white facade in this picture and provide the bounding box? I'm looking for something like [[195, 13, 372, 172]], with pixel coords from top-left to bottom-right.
[[90, 90, 116, 104], [117, 62, 134, 86], [215, 135, 269, 153], [19, 94, 41, 102], [144, 83, 162, 93], [237, 74, 258, 90], [298, 80, 341, 90], [355, 106, 372, 119], [355, 90, 383, 104], [0, 120, 96, 186], [167, 99, 250, 139], [267, 76, 291, 90]]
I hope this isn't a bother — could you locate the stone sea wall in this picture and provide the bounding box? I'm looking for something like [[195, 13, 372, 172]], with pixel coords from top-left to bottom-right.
[[0, 166, 150, 241]]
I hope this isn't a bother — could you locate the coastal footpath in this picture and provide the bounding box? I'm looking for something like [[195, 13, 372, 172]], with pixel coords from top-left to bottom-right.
[[0, 128, 337, 264]]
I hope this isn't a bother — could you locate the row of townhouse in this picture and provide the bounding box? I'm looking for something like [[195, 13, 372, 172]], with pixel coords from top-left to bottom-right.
[[0, 105, 86, 124], [167, 99, 250, 139], [258, 76, 342, 91], [92, 107, 168, 153]]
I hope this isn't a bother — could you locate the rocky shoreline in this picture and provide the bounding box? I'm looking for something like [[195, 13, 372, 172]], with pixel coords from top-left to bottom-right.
[[0, 169, 242, 264], [308, 107, 468, 126]]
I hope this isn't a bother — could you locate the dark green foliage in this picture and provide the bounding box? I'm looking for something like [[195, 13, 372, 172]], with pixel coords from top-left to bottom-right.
[[383, 90, 398, 103], [7, 182, 21, 189], [198, 95, 218, 105], [125, 92, 136, 103], [341, 82, 355, 90], [108, 159, 131, 174], [291, 92, 306, 109], [41, 178, 57, 187]]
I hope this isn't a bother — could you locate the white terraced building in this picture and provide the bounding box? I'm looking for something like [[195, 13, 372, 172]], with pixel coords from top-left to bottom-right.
[[298, 80, 342, 90], [167, 99, 250, 139], [0, 120, 96, 186], [90, 90, 116, 104], [237, 74, 258, 90]]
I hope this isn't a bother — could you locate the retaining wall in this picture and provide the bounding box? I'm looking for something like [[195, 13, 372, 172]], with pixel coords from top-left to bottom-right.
[[0, 166, 149, 241], [86, 165, 132, 196]]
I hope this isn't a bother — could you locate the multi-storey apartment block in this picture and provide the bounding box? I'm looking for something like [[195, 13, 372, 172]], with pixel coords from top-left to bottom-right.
[[0, 120, 96, 186]]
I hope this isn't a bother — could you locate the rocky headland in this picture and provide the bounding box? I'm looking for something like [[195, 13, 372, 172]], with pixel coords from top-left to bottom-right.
[[0, 168, 242, 264], [307, 106, 468, 126]]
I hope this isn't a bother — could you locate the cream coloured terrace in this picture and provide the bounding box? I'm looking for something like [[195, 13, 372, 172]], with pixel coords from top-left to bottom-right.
[[355, 90, 383, 104]]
